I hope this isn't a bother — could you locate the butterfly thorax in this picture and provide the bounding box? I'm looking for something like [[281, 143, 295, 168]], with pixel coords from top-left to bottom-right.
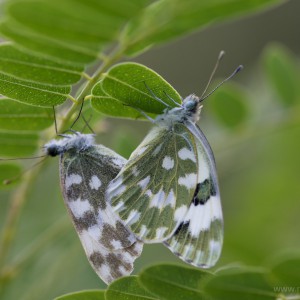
[[155, 94, 202, 129], [44, 133, 95, 157]]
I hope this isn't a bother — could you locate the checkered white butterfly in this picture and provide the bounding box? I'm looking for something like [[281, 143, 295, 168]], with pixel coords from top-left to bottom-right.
[[107, 53, 242, 268], [44, 130, 143, 284]]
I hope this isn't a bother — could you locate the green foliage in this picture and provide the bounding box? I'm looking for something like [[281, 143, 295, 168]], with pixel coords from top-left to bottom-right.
[[208, 83, 249, 129], [139, 264, 209, 300], [92, 62, 181, 118], [203, 269, 275, 300], [263, 44, 300, 106], [0, 164, 22, 188], [106, 277, 158, 300], [0, 43, 82, 85], [54, 290, 105, 300], [0, 132, 38, 156], [1, 0, 149, 65], [269, 254, 300, 287], [0, 98, 53, 130], [0, 0, 295, 299], [55, 262, 300, 299], [123, 0, 284, 56]]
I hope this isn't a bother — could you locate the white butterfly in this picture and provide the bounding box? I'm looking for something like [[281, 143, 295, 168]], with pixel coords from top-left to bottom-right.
[[44, 132, 143, 284], [107, 60, 241, 268]]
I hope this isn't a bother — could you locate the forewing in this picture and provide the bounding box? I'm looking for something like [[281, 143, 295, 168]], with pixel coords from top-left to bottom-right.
[[164, 123, 223, 268], [60, 144, 143, 283], [108, 124, 198, 242]]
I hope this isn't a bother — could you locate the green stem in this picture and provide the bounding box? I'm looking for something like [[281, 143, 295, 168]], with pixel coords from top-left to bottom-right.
[[0, 45, 124, 275]]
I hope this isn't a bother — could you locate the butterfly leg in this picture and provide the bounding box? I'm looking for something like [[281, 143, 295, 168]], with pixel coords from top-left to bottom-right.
[[143, 81, 171, 108]]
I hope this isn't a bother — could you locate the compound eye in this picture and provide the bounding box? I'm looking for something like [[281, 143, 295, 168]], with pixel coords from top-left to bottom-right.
[[184, 100, 196, 110], [46, 146, 59, 157]]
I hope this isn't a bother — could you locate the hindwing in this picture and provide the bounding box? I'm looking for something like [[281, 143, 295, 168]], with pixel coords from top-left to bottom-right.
[[60, 144, 143, 283], [164, 124, 223, 267]]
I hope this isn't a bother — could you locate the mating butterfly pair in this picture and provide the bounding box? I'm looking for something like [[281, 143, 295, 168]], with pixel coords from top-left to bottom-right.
[[44, 56, 241, 284], [44, 95, 222, 284]]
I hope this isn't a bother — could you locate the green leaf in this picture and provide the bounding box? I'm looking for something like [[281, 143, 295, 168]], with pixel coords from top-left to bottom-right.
[[91, 82, 146, 119], [0, 163, 22, 188], [0, 43, 82, 85], [203, 269, 277, 300], [139, 264, 210, 300], [0, 98, 53, 131], [263, 43, 300, 106], [54, 290, 105, 300], [0, 21, 96, 66], [124, 0, 285, 55], [208, 83, 249, 129], [0, 73, 69, 106], [0, 132, 39, 156], [1, 0, 150, 65], [106, 276, 158, 300], [95, 62, 181, 116], [270, 255, 300, 287]]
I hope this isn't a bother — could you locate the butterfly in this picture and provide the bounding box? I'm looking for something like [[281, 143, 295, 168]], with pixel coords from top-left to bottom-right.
[[44, 132, 143, 284], [106, 59, 241, 268]]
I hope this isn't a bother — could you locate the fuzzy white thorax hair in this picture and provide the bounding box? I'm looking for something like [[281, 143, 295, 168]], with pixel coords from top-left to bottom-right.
[[44, 133, 95, 156]]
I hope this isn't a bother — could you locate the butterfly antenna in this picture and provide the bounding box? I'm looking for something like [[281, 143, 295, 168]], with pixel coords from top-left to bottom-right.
[[81, 114, 95, 134], [200, 65, 243, 102], [0, 155, 47, 161], [70, 98, 84, 130], [200, 50, 225, 100], [123, 103, 155, 123], [3, 157, 48, 185], [144, 81, 171, 108]]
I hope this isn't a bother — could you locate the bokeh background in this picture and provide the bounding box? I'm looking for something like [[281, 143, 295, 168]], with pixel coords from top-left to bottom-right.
[[1, 0, 300, 299]]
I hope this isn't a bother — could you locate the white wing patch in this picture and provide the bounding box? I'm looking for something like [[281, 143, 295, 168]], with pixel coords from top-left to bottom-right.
[[138, 176, 151, 189], [174, 205, 188, 222], [108, 176, 127, 199], [165, 189, 176, 208], [178, 173, 197, 190], [66, 174, 82, 189], [149, 188, 165, 209], [89, 175, 102, 190], [197, 158, 210, 183], [185, 203, 211, 236], [125, 210, 141, 226], [162, 156, 175, 170], [68, 198, 92, 218], [152, 144, 163, 156], [178, 147, 196, 163]]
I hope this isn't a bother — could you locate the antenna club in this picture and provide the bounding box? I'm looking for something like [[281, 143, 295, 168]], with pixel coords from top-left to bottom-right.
[[219, 50, 225, 60], [236, 65, 244, 73]]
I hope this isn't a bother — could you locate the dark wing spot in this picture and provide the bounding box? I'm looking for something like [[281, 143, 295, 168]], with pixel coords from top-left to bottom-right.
[[174, 221, 190, 235], [106, 253, 131, 278], [192, 179, 215, 206], [90, 251, 105, 268], [100, 221, 133, 249], [73, 211, 97, 231]]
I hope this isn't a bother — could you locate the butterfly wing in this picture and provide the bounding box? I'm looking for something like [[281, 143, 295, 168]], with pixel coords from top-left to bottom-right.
[[108, 124, 199, 242], [60, 144, 143, 283], [164, 123, 223, 267]]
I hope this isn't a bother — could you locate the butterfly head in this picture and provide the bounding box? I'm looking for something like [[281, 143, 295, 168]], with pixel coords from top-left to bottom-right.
[[44, 133, 95, 157], [182, 94, 203, 123]]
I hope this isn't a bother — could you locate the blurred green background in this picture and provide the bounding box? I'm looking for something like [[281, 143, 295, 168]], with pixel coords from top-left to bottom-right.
[[1, 0, 300, 299]]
